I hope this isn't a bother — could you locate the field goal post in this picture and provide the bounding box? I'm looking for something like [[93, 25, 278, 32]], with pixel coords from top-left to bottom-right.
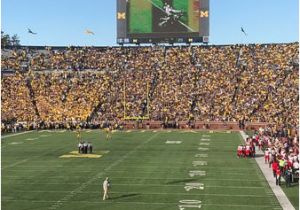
[[123, 80, 150, 120]]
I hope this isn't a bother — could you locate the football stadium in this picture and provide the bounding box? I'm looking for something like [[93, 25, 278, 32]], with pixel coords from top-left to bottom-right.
[[1, 0, 299, 210]]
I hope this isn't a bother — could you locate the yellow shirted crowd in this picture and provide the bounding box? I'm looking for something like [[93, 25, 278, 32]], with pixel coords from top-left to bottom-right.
[[1, 43, 298, 131]]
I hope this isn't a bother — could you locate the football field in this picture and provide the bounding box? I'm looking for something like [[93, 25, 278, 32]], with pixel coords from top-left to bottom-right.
[[1, 130, 297, 210]]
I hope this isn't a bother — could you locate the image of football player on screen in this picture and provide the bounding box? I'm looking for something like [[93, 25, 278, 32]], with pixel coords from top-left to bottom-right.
[[152, 0, 189, 33]]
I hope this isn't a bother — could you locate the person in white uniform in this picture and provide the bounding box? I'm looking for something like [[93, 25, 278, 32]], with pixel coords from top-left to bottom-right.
[[103, 177, 110, 200]]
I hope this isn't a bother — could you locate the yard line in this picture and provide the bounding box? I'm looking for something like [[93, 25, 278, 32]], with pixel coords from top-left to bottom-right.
[[4, 180, 264, 188], [2, 159, 29, 170], [1, 159, 258, 171], [47, 132, 159, 210], [2, 144, 68, 171], [8, 190, 270, 198], [2, 168, 258, 176], [4, 175, 264, 184], [1, 199, 278, 208], [1, 130, 34, 139], [3, 165, 257, 172], [2, 179, 265, 185]]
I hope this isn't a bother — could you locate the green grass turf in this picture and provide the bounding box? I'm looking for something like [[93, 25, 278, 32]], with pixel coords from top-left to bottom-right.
[[129, 0, 152, 34], [1, 130, 297, 210]]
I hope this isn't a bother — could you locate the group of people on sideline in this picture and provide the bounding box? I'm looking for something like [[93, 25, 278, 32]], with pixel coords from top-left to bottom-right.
[[245, 126, 299, 187]]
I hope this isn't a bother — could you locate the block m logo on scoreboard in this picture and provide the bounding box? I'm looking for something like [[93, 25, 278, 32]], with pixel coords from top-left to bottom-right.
[[117, 12, 126, 20], [200, 10, 209, 18]]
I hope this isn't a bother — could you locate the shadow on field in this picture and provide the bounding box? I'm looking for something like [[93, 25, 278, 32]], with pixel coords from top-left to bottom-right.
[[110, 193, 140, 200], [166, 178, 197, 184]]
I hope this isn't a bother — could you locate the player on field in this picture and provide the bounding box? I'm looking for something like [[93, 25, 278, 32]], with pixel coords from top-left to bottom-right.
[[78, 141, 83, 153], [105, 126, 112, 140], [76, 127, 81, 142], [102, 177, 110, 200]]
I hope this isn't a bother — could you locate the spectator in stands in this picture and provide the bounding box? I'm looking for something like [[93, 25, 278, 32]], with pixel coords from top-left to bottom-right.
[[1, 43, 298, 132]]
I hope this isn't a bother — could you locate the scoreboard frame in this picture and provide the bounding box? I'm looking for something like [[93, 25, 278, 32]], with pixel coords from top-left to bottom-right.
[[117, 0, 209, 44]]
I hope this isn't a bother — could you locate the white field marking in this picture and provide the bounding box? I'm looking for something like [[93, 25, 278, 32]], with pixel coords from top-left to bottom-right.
[[47, 132, 159, 210], [184, 183, 204, 191], [8, 182, 264, 190], [165, 140, 182, 144], [195, 154, 208, 158], [38, 130, 53, 133], [0, 199, 279, 208], [202, 135, 210, 137], [5, 173, 257, 183], [199, 142, 210, 146], [1, 163, 256, 171], [192, 161, 208, 166], [2, 159, 29, 170], [197, 147, 209, 151], [3, 191, 271, 198], [3, 182, 265, 188], [2, 143, 71, 171], [209, 131, 214, 133], [141, 130, 146, 133], [4, 169, 257, 176], [179, 200, 202, 210], [125, 130, 132, 133], [8, 141, 24, 145], [25, 137, 38, 141], [167, 130, 172, 133], [5, 176, 263, 186], [189, 170, 206, 177], [179, 200, 202, 204], [189, 130, 197, 133], [1, 131, 34, 139], [200, 138, 210, 141], [179, 204, 201, 210], [39, 134, 50, 137], [38, 130, 67, 133], [85, 130, 92, 133], [153, 130, 157, 133]]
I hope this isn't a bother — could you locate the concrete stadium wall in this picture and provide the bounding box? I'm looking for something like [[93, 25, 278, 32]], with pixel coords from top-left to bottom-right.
[[122, 121, 269, 130]]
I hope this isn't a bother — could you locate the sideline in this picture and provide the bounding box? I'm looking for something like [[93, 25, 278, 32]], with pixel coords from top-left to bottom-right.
[[240, 131, 295, 210]]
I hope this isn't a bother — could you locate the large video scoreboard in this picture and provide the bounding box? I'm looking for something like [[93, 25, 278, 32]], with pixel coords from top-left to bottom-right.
[[117, 0, 209, 44]]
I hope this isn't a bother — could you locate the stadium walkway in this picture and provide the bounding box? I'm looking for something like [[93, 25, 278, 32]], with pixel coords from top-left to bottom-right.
[[240, 131, 295, 210]]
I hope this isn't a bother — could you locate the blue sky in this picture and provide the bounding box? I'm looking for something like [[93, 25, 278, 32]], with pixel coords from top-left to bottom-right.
[[1, 0, 299, 46]]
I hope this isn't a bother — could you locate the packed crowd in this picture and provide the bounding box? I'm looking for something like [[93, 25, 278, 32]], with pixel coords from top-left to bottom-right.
[[1, 43, 298, 131]]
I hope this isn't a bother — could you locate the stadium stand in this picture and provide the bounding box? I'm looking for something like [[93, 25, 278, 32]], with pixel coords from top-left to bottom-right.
[[1, 43, 299, 132]]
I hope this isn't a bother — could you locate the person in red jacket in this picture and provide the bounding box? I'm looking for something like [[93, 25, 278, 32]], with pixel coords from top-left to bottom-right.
[[272, 161, 279, 178]]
